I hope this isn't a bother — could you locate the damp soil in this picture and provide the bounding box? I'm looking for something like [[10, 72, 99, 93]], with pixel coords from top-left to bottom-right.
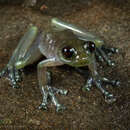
[[0, 0, 130, 129]]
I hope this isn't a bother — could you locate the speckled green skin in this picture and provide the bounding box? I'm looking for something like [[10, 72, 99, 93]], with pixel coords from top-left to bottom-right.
[[0, 18, 120, 112]]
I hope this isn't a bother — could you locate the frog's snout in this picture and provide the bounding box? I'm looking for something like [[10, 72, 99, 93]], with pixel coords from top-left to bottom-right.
[[84, 41, 96, 54]]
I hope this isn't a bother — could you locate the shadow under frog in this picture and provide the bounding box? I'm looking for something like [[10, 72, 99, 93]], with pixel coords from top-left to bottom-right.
[[0, 18, 120, 112]]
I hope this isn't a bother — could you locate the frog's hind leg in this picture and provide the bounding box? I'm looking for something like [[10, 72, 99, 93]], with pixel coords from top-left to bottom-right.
[[0, 26, 42, 88]]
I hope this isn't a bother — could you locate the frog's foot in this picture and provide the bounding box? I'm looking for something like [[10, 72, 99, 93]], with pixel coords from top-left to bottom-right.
[[0, 65, 23, 88], [95, 45, 119, 66], [101, 45, 119, 56], [83, 77, 120, 103], [39, 86, 68, 112], [96, 77, 120, 103]]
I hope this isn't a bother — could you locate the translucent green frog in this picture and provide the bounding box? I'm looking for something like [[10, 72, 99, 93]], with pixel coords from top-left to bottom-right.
[[0, 18, 120, 112]]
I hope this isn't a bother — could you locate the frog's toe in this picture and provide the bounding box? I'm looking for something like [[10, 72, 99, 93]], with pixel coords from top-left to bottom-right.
[[14, 69, 23, 82], [40, 86, 66, 112], [110, 80, 120, 87], [101, 45, 119, 55], [8, 74, 20, 88], [38, 103, 48, 110], [11, 82, 20, 89], [102, 77, 120, 87], [105, 93, 116, 103], [114, 80, 120, 87], [53, 87, 68, 95], [82, 86, 91, 91], [95, 49, 104, 62], [56, 104, 66, 112], [107, 60, 115, 67], [62, 90, 68, 95], [50, 91, 66, 112], [3, 66, 22, 88], [83, 77, 93, 91], [96, 47, 116, 66]]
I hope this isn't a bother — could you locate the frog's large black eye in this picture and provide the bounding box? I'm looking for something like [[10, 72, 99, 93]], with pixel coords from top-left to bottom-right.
[[62, 46, 75, 59], [85, 41, 95, 53]]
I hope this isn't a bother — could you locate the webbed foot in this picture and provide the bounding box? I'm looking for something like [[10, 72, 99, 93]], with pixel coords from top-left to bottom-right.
[[83, 76, 120, 103], [39, 86, 68, 112], [95, 45, 119, 66], [0, 65, 23, 88]]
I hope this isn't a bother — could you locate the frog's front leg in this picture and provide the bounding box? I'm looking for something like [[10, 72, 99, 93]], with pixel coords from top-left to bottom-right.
[[75, 68, 93, 91], [95, 45, 119, 66], [37, 58, 68, 112]]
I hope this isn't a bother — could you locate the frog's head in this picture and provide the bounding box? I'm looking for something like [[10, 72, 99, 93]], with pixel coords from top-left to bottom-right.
[[58, 39, 96, 67]]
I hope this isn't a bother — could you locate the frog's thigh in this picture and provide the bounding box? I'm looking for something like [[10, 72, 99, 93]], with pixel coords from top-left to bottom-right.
[[15, 47, 42, 70], [14, 28, 43, 69], [9, 26, 40, 68]]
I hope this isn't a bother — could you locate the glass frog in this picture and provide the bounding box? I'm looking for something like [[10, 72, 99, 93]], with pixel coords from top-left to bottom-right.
[[0, 18, 120, 112]]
